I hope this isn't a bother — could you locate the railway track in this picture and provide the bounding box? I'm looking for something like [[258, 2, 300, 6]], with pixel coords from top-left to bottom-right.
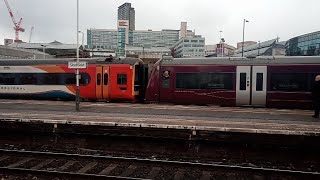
[[0, 149, 319, 180]]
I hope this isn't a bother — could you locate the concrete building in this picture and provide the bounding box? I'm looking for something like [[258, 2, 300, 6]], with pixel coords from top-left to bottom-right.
[[4, 39, 13, 46], [286, 31, 320, 56], [118, 3, 135, 31], [237, 41, 257, 49], [131, 29, 179, 48], [117, 20, 130, 57], [205, 44, 236, 57], [87, 29, 118, 50], [126, 45, 171, 64], [87, 28, 180, 50], [233, 39, 286, 57], [172, 35, 205, 58]]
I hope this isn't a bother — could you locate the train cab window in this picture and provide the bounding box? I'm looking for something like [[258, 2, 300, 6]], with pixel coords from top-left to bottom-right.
[[240, 73, 247, 90], [97, 73, 101, 85], [256, 73, 263, 91], [162, 71, 171, 88], [117, 74, 127, 85], [104, 73, 108, 85]]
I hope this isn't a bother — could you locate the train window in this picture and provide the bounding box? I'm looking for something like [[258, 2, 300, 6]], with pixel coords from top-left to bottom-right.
[[0, 73, 90, 86], [64, 73, 90, 85], [97, 73, 101, 85], [271, 73, 308, 91], [176, 73, 233, 90], [79, 73, 90, 85], [176, 73, 198, 89], [65, 74, 76, 85], [44, 74, 59, 85], [104, 73, 108, 85], [240, 73, 246, 90], [0, 73, 16, 85], [20, 74, 37, 85], [117, 74, 127, 85], [256, 73, 263, 91], [198, 73, 233, 90]]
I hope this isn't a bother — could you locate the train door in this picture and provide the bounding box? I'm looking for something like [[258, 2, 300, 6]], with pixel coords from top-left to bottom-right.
[[102, 65, 110, 100], [96, 65, 103, 99], [236, 66, 251, 105], [95, 65, 110, 100], [251, 66, 267, 106], [236, 66, 267, 106], [159, 67, 174, 102]]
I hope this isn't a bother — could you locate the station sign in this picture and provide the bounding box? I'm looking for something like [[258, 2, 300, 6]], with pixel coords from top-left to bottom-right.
[[68, 61, 87, 69]]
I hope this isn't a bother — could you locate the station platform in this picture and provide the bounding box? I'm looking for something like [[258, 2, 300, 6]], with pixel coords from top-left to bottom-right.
[[0, 100, 319, 136]]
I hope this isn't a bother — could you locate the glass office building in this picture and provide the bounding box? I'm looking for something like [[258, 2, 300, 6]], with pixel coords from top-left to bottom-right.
[[286, 31, 320, 56]]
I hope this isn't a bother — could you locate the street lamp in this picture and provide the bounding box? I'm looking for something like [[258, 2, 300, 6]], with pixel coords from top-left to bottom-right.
[[241, 19, 249, 57], [219, 30, 224, 57], [142, 45, 145, 60], [40, 44, 46, 59], [258, 40, 260, 56], [78, 31, 84, 58], [75, 0, 80, 111]]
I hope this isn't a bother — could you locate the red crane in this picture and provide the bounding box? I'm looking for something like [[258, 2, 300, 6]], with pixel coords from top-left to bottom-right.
[[3, 0, 25, 42]]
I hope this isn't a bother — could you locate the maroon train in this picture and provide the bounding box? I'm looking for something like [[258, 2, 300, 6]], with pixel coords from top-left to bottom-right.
[[145, 56, 320, 109]]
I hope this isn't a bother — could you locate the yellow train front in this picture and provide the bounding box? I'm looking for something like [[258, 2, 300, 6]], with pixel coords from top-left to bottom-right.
[[0, 57, 148, 102]]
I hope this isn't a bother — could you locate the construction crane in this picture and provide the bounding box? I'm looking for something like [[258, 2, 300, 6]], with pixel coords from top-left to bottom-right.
[[3, 0, 25, 42], [29, 26, 34, 43]]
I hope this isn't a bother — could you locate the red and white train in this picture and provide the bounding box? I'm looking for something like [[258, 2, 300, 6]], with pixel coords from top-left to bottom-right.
[[0, 56, 319, 109], [0, 58, 148, 102]]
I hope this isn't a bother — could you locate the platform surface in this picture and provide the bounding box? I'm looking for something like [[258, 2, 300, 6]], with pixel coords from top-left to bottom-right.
[[0, 99, 319, 136]]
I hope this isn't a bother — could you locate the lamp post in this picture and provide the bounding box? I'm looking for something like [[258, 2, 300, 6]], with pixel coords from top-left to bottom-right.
[[258, 40, 260, 56], [78, 31, 84, 58], [219, 30, 223, 57], [40, 44, 46, 59], [142, 45, 145, 60], [241, 19, 249, 57], [75, 0, 80, 111]]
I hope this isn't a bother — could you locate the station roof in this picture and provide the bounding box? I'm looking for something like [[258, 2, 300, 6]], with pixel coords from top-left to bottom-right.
[[9, 41, 80, 50]]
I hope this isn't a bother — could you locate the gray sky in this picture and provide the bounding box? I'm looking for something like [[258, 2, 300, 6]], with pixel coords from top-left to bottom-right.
[[1, 0, 320, 47]]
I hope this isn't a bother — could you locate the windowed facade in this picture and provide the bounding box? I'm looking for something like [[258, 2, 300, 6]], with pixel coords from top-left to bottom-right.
[[172, 36, 206, 58], [286, 31, 320, 56]]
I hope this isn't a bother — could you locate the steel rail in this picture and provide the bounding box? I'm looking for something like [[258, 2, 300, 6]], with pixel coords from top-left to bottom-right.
[[0, 167, 149, 180], [0, 148, 319, 176]]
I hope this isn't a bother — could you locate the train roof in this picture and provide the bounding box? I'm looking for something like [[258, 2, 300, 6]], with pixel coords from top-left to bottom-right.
[[0, 57, 143, 66], [161, 56, 320, 65]]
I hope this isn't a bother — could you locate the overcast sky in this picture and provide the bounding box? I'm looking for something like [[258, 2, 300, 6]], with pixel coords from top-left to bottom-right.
[[1, 0, 320, 47]]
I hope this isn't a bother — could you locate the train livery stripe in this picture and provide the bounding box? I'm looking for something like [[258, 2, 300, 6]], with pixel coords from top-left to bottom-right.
[[0, 66, 47, 73], [0, 85, 75, 95], [33, 65, 66, 73]]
